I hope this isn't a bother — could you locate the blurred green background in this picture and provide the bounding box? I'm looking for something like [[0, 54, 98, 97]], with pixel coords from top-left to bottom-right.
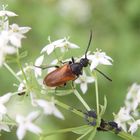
[[0, 0, 140, 140]]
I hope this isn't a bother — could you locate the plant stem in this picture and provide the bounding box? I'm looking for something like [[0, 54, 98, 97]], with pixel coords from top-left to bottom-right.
[[42, 125, 90, 137], [94, 72, 100, 118], [110, 131, 139, 140], [16, 49, 28, 83], [76, 128, 93, 140], [4, 63, 22, 83], [73, 89, 91, 111], [55, 100, 84, 118]]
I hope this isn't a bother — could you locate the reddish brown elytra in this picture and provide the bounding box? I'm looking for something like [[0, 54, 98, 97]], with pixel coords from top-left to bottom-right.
[[35, 31, 112, 87], [43, 64, 77, 87]]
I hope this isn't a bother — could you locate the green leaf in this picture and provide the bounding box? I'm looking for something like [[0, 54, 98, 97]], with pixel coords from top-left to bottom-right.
[[71, 125, 93, 135], [99, 96, 107, 117], [43, 125, 93, 137], [47, 89, 73, 96], [118, 131, 140, 140], [19, 51, 28, 59], [87, 128, 96, 140], [76, 127, 93, 140], [56, 90, 73, 96]]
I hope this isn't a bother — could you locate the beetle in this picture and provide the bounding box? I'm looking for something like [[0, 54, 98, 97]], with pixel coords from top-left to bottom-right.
[[36, 31, 112, 87]]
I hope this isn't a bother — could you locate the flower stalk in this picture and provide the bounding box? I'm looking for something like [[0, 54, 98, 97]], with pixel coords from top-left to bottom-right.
[[4, 62, 22, 82], [73, 89, 91, 111], [94, 72, 100, 118]]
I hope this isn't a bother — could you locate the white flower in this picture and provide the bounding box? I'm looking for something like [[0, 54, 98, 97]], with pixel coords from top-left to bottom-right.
[[58, 0, 91, 23], [41, 37, 79, 55], [0, 10, 17, 17], [34, 55, 44, 77], [126, 83, 140, 100], [16, 111, 42, 140], [16, 80, 26, 95], [114, 107, 132, 132], [125, 83, 140, 111], [75, 71, 95, 94], [35, 99, 64, 119], [0, 93, 12, 120], [87, 49, 113, 70], [0, 123, 10, 132], [18, 82, 25, 92], [0, 31, 16, 67], [10, 24, 31, 34], [129, 120, 140, 134], [47, 59, 59, 74], [8, 24, 31, 48]]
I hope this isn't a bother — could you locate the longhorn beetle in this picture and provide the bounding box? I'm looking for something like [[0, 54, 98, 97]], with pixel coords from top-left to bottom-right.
[[36, 31, 112, 87]]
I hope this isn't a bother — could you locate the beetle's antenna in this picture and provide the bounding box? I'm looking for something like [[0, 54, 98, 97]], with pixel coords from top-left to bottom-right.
[[34, 65, 59, 69], [95, 68, 112, 82], [85, 30, 92, 58]]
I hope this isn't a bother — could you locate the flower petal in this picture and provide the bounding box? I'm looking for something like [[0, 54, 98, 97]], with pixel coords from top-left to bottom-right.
[[86, 76, 95, 83], [27, 123, 42, 134], [99, 57, 112, 65], [129, 121, 138, 134], [19, 27, 31, 34], [41, 44, 54, 55], [0, 104, 7, 114], [16, 115, 25, 124], [53, 108, 64, 119], [0, 93, 12, 104], [27, 111, 40, 121], [0, 10, 17, 17], [90, 59, 99, 70], [34, 55, 44, 77], [4, 46, 16, 54], [35, 55, 44, 66], [16, 125, 26, 140], [67, 42, 80, 49], [36, 100, 52, 115], [80, 83, 87, 94]]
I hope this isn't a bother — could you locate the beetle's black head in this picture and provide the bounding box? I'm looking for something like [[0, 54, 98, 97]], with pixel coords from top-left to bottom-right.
[[80, 57, 89, 67]]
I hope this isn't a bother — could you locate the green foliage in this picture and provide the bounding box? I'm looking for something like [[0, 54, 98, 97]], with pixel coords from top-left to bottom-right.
[[0, 0, 140, 140]]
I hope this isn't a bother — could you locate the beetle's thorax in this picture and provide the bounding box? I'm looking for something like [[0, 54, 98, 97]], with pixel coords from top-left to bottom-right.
[[70, 58, 89, 76], [70, 63, 83, 76]]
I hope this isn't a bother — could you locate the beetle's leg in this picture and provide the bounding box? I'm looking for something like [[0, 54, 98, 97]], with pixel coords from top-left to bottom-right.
[[59, 60, 72, 64], [34, 65, 59, 70], [59, 60, 67, 64], [59, 57, 74, 65], [95, 68, 112, 82], [71, 57, 75, 63]]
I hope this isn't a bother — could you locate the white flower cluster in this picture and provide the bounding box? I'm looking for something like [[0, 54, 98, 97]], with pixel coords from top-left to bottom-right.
[[0, 5, 31, 67], [114, 83, 140, 134], [15, 97, 64, 140], [0, 6, 65, 140], [0, 93, 12, 133], [0, 92, 64, 140]]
